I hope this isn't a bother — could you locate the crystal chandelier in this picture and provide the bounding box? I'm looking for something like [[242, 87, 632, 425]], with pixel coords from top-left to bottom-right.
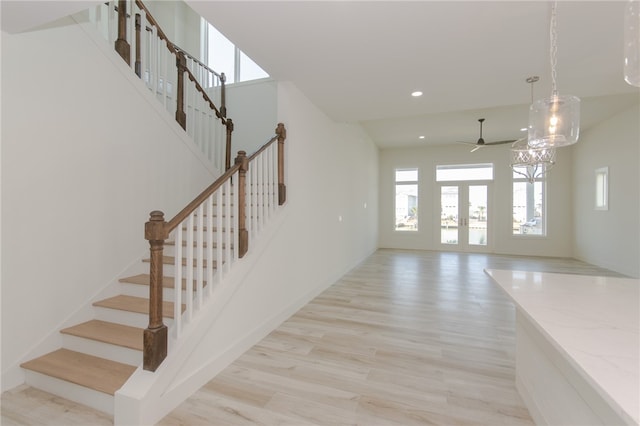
[[528, 2, 581, 149], [511, 138, 556, 183]]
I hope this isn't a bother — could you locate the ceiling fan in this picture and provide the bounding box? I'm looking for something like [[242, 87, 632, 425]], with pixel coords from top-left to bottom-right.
[[458, 118, 517, 152]]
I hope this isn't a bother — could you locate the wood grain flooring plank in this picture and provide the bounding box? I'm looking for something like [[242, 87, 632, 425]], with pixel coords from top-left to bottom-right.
[[4, 250, 623, 425]]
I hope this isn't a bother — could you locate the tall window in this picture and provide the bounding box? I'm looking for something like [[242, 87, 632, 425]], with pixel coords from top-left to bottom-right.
[[201, 20, 268, 84], [395, 169, 418, 231], [512, 167, 546, 236]]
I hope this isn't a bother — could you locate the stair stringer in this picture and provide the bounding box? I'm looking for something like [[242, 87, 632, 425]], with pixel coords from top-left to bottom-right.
[[1, 250, 147, 392], [114, 204, 323, 425]]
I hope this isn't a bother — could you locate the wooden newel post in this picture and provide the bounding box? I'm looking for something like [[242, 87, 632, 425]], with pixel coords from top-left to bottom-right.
[[235, 151, 249, 258], [134, 13, 142, 78], [175, 51, 187, 130], [225, 119, 234, 171], [115, 0, 130, 65], [277, 123, 287, 205], [143, 211, 169, 371]]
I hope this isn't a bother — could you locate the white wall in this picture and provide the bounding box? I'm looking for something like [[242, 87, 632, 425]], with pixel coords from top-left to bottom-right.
[[225, 78, 278, 156], [144, 1, 201, 57], [572, 102, 640, 278], [1, 16, 216, 389], [378, 141, 574, 257]]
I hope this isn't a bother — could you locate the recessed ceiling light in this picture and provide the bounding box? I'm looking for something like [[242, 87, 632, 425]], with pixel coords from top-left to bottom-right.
[[520, 127, 528, 132], [411, 91, 423, 97], [419, 136, 425, 139]]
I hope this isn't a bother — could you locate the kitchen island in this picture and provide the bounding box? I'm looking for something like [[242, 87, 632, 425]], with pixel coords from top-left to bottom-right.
[[485, 269, 639, 425]]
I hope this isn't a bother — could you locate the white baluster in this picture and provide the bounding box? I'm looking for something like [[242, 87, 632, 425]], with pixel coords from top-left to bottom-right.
[[185, 214, 194, 322], [206, 193, 214, 297], [149, 25, 157, 93], [270, 144, 277, 214], [215, 190, 223, 283], [174, 226, 183, 338], [196, 204, 204, 310], [232, 174, 239, 263], [225, 180, 233, 270]]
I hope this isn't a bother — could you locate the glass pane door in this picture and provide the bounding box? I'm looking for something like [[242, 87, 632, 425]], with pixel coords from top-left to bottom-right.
[[440, 186, 459, 245], [468, 185, 488, 247], [439, 183, 490, 252]]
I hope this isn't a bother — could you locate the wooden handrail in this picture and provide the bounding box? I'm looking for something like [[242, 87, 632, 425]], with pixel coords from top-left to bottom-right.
[[172, 44, 227, 118], [131, 0, 227, 122], [166, 162, 241, 232], [143, 124, 286, 371], [246, 123, 286, 204], [171, 44, 224, 80], [115, 0, 230, 149]]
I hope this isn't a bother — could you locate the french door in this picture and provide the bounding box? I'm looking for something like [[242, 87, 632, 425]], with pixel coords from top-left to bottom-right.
[[438, 182, 491, 252]]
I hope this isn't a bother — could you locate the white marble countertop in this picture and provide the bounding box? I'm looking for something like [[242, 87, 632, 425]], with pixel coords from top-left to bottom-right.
[[485, 269, 639, 425]]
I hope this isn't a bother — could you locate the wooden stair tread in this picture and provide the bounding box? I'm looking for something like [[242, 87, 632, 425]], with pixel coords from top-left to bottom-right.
[[61, 320, 143, 351], [93, 295, 183, 318], [119, 273, 207, 290], [142, 256, 218, 268], [20, 348, 136, 395]]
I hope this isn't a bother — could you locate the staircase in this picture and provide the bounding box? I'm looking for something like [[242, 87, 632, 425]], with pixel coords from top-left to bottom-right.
[[16, 1, 287, 421], [19, 135, 285, 418], [20, 237, 198, 415]]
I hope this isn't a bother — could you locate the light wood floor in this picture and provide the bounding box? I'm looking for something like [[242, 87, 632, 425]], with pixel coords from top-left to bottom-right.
[[2, 249, 624, 425]]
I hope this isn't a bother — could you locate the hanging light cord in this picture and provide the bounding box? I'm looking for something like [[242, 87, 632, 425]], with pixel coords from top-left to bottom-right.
[[549, 1, 558, 96]]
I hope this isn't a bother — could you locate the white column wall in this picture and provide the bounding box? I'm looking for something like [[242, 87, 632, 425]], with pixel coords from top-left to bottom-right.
[[1, 16, 216, 390], [572, 102, 640, 278]]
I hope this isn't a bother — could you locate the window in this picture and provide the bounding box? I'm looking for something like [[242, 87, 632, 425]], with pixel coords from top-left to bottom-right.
[[436, 163, 494, 182], [395, 169, 418, 231], [595, 167, 608, 210], [201, 20, 268, 84], [512, 167, 546, 236]]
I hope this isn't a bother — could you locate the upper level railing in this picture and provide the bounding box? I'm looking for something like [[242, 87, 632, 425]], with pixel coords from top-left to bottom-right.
[[90, 0, 234, 171], [143, 123, 287, 371]]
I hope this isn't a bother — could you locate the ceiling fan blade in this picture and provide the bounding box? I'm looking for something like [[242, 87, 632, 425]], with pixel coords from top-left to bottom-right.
[[456, 141, 477, 146], [470, 145, 484, 153], [485, 139, 518, 146]]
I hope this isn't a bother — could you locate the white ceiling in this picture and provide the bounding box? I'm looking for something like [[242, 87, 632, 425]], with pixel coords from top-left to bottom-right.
[[3, 1, 638, 149], [186, 0, 639, 148]]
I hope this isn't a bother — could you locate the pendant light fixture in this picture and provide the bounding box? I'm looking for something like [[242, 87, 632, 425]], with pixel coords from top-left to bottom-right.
[[528, 2, 580, 149], [511, 139, 556, 183], [511, 76, 556, 183], [624, 0, 640, 87]]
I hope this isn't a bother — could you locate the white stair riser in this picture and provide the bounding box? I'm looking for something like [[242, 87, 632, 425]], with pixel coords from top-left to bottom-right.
[[119, 282, 201, 303], [23, 370, 114, 415], [61, 334, 141, 367], [93, 306, 175, 329], [163, 244, 229, 258], [157, 263, 223, 279]]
